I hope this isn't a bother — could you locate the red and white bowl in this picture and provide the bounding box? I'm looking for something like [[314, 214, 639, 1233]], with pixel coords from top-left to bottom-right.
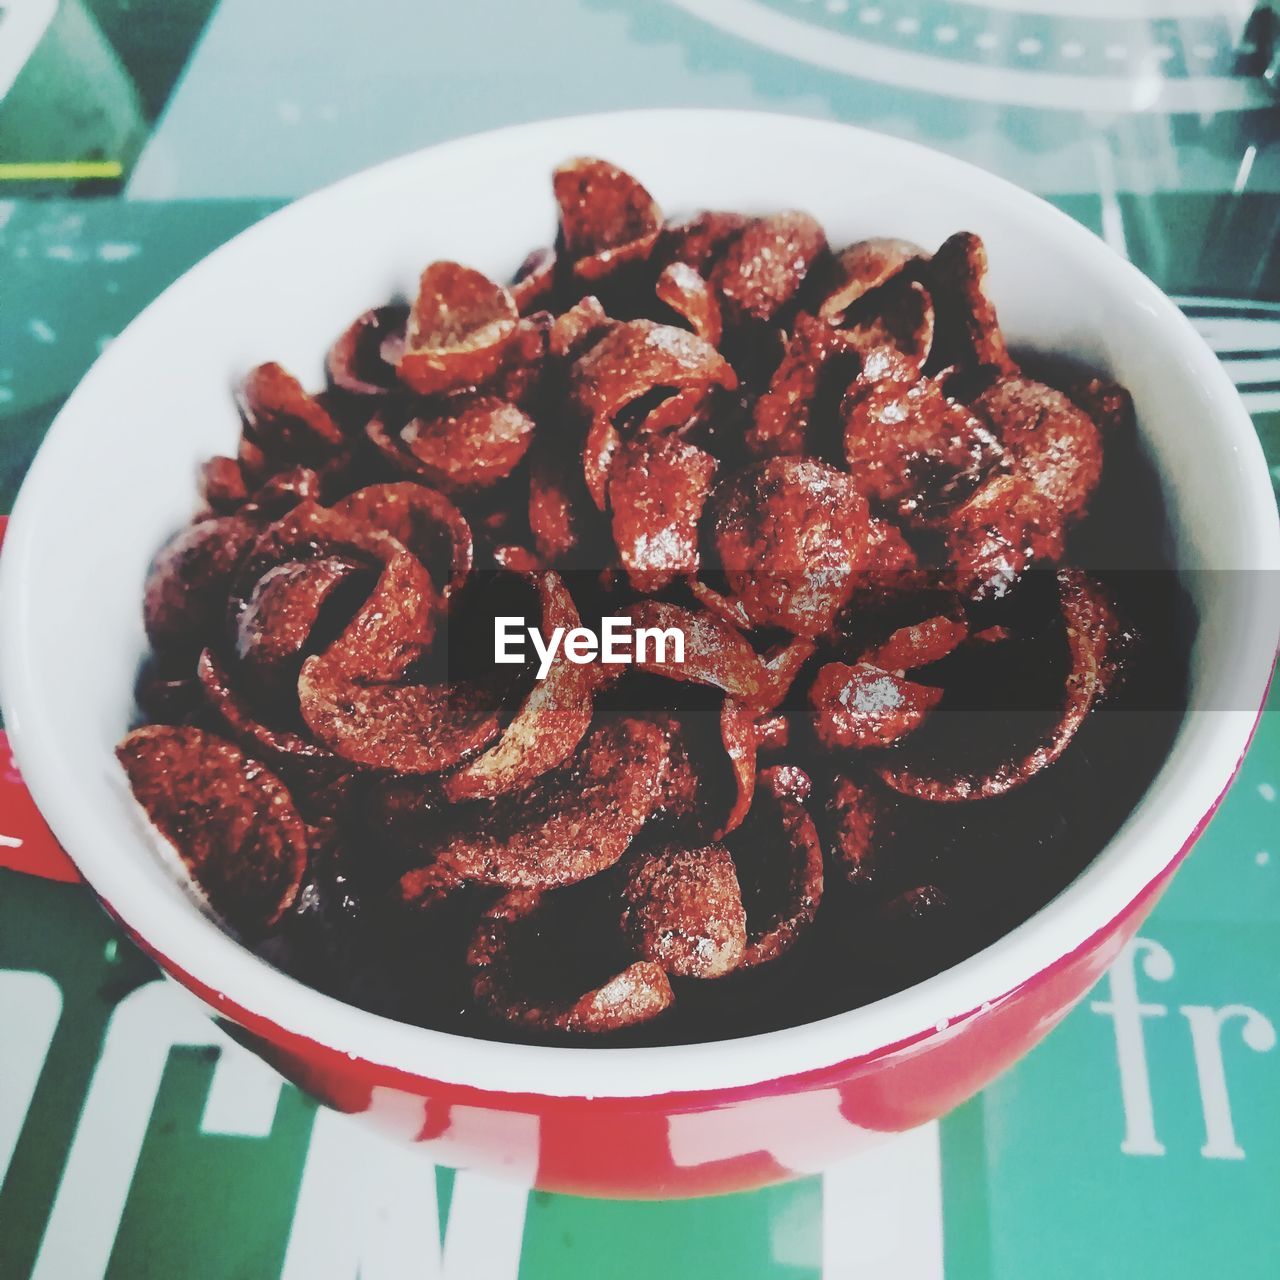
[[2, 111, 1277, 1198]]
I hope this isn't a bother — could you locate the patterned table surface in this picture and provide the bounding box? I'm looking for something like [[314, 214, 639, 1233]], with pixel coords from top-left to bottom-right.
[[1, 3, 1278, 1277]]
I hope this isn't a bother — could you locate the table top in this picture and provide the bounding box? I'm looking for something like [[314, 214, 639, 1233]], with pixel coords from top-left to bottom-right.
[[1, 3, 1278, 1276]]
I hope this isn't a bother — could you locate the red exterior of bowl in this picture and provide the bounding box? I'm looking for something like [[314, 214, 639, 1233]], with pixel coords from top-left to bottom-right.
[[114, 835, 1199, 1198]]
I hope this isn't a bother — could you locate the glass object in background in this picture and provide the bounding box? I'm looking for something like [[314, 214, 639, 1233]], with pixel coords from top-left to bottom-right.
[[0, 0, 144, 195], [0, 0, 218, 196]]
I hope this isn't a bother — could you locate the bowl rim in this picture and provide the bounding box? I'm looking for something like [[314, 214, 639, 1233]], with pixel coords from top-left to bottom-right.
[[3, 108, 1278, 1100]]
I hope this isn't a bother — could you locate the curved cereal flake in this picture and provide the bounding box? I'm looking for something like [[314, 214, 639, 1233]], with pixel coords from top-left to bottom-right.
[[468, 890, 673, 1033], [642, 707, 753, 840], [553, 157, 662, 282], [758, 763, 812, 804], [631, 384, 715, 436], [655, 261, 723, 346], [527, 460, 591, 563], [570, 320, 737, 437], [418, 717, 670, 888], [323, 541, 438, 682], [528, 443, 607, 565], [868, 517, 919, 573], [609, 433, 716, 590], [236, 363, 345, 465], [621, 845, 746, 979], [976, 375, 1103, 521], [232, 502, 379, 598], [117, 725, 307, 936], [491, 544, 545, 572], [710, 457, 874, 637], [401, 396, 535, 493], [424, 310, 547, 414], [823, 772, 885, 889], [331, 482, 473, 596], [710, 212, 828, 326], [971, 624, 1011, 645], [444, 572, 595, 801], [1062, 374, 1134, 438], [242, 464, 327, 518], [364, 413, 419, 476], [399, 859, 469, 913], [626, 600, 769, 704], [396, 261, 518, 396], [838, 277, 935, 372], [808, 661, 943, 749], [853, 517, 925, 611], [819, 237, 925, 320], [862, 615, 968, 672], [928, 232, 1014, 373], [759, 637, 817, 710], [582, 412, 622, 512], [731, 790, 823, 968], [747, 313, 855, 460], [298, 659, 504, 774], [549, 295, 613, 361], [326, 305, 408, 396], [235, 554, 370, 686], [144, 515, 260, 652], [379, 327, 406, 368], [232, 501, 439, 683], [842, 346, 1002, 519], [658, 210, 748, 274], [686, 579, 752, 633], [649, 713, 702, 821], [199, 456, 248, 513], [198, 648, 336, 765], [715, 698, 758, 839], [237, 436, 267, 480], [946, 473, 1065, 602], [560, 959, 674, 1032], [510, 247, 557, 314], [1069, 569, 1131, 703], [879, 570, 1120, 802], [234, 499, 363, 563], [488, 312, 552, 407]]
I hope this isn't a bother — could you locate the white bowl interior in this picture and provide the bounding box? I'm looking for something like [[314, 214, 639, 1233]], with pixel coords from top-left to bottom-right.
[[2, 111, 1277, 1098]]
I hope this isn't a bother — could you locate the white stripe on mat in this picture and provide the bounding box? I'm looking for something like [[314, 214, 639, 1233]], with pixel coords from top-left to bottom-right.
[[279, 1109, 528, 1280], [822, 1124, 944, 1279], [0, 971, 62, 1196]]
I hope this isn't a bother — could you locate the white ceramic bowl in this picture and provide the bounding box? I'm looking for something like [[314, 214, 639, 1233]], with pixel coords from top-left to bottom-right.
[[2, 111, 1277, 1194]]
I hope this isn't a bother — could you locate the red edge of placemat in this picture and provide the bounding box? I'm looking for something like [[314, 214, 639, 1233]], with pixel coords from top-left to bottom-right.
[[0, 514, 83, 883], [0, 732, 83, 882]]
